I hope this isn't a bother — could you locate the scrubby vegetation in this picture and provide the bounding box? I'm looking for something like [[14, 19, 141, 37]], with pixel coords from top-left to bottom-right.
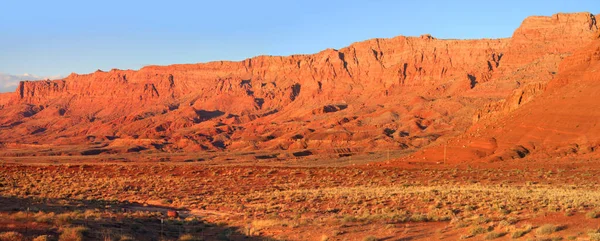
[[2, 163, 600, 240]]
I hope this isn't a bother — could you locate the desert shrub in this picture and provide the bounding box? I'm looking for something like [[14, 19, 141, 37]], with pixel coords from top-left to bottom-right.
[[119, 234, 135, 241], [470, 225, 490, 236], [33, 235, 54, 241], [589, 229, 600, 241], [459, 234, 472, 239], [473, 216, 491, 225], [536, 224, 562, 235], [586, 210, 600, 219], [342, 215, 358, 223], [409, 214, 428, 222], [251, 219, 281, 230], [55, 213, 74, 226], [0, 232, 24, 241], [11, 211, 30, 222], [511, 224, 533, 239], [179, 234, 202, 241], [485, 232, 506, 240], [363, 236, 378, 241], [506, 217, 519, 225], [511, 229, 529, 239], [453, 220, 469, 228], [58, 226, 89, 241], [498, 220, 511, 227], [34, 212, 56, 224]]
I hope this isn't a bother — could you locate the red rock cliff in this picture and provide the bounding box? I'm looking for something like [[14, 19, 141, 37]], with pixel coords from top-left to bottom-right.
[[1, 12, 598, 160]]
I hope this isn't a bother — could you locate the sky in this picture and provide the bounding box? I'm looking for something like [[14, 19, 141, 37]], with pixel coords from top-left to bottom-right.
[[1, 0, 599, 92]]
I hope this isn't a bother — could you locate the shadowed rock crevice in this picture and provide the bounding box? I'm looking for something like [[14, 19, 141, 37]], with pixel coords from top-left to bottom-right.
[[323, 104, 348, 113], [468, 74, 478, 89], [338, 52, 353, 77], [292, 150, 312, 157], [290, 83, 301, 101], [193, 109, 225, 123]]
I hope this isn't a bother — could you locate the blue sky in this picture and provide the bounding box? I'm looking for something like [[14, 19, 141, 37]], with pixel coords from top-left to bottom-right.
[[0, 0, 598, 92]]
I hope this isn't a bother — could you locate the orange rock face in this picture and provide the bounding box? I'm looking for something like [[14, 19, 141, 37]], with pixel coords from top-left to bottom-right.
[[0, 12, 598, 161]]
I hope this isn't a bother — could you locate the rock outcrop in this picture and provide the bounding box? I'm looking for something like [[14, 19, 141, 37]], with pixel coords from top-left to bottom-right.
[[473, 12, 599, 123], [399, 34, 600, 164]]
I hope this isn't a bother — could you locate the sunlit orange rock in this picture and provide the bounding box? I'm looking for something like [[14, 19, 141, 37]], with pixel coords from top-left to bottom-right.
[[0, 12, 598, 161]]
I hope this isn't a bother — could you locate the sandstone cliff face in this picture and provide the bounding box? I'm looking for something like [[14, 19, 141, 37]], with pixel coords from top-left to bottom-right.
[[410, 37, 600, 164], [483, 38, 600, 160], [472, 12, 599, 123], [473, 82, 547, 123], [16, 36, 508, 106], [0, 93, 12, 108], [502, 12, 598, 69], [1, 12, 598, 160]]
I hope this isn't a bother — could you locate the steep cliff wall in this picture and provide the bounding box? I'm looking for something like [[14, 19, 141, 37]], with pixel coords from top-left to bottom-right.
[[473, 12, 599, 122], [501, 12, 598, 69], [14, 36, 508, 107], [1, 12, 598, 160]]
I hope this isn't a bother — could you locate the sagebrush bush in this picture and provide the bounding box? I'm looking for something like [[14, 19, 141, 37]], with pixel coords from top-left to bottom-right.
[[536, 224, 562, 235]]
